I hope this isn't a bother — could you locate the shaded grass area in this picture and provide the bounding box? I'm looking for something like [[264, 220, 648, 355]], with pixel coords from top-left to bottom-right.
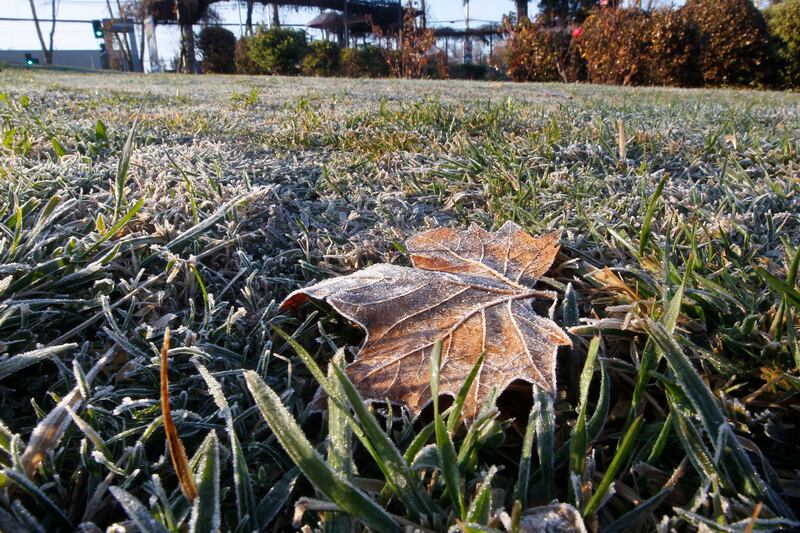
[[0, 66, 799, 531]]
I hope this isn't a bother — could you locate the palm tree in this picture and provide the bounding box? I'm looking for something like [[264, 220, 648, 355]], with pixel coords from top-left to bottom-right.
[[515, 0, 529, 21]]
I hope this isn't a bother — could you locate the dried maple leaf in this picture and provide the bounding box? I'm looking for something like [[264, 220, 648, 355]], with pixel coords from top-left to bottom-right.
[[281, 221, 572, 419]]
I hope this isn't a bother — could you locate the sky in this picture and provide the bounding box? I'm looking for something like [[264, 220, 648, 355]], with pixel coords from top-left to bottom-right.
[[0, 0, 519, 65]]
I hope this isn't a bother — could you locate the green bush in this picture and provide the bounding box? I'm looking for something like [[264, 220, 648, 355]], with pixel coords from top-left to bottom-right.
[[302, 40, 341, 77], [234, 36, 262, 74], [198, 26, 237, 74], [247, 27, 308, 75], [765, 0, 800, 87], [685, 0, 776, 87], [449, 63, 490, 80], [341, 46, 389, 78]]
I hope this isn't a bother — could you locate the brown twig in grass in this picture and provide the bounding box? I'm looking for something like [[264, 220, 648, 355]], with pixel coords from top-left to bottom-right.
[[160, 327, 197, 501]]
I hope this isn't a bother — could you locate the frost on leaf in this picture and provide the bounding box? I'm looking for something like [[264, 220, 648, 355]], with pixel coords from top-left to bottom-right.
[[280, 221, 572, 419]]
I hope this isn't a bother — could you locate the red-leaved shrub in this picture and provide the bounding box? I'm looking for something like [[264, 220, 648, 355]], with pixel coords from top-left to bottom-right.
[[503, 16, 578, 82], [647, 8, 700, 86], [578, 8, 650, 86]]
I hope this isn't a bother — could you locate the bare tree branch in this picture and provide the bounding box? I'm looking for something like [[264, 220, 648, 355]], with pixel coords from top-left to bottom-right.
[[48, 0, 58, 63], [28, 0, 52, 64]]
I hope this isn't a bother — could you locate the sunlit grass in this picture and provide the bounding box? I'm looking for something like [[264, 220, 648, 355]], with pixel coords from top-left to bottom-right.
[[0, 66, 798, 531]]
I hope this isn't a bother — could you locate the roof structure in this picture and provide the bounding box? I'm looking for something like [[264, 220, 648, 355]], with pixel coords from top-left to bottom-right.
[[433, 24, 504, 39], [147, 0, 403, 31], [306, 10, 378, 36]]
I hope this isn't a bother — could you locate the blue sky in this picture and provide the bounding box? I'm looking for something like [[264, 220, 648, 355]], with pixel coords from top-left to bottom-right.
[[1, 0, 520, 60]]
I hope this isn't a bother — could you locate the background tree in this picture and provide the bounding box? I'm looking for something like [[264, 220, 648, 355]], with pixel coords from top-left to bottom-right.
[[123, 0, 148, 72], [198, 25, 236, 72], [538, 0, 601, 25], [245, 0, 255, 34], [516, 0, 529, 21], [106, 0, 135, 70], [27, 0, 57, 64], [175, 0, 198, 73]]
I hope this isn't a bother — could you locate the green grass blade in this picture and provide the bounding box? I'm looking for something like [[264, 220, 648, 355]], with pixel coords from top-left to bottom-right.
[[0, 505, 26, 533], [244, 371, 401, 533], [256, 468, 298, 527], [643, 320, 726, 440], [109, 486, 169, 533], [0, 419, 13, 454], [513, 400, 537, 505], [646, 412, 673, 464], [402, 422, 435, 464], [628, 284, 683, 425], [160, 190, 262, 256], [757, 267, 800, 308], [533, 384, 555, 502], [275, 327, 434, 518], [193, 361, 258, 531], [50, 136, 66, 158], [430, 340, 465, 518], [330, 363, 437, 519], [0, 343, 77, 382], [582, 415, 643, 517], [95, 119, 107, 142], [586, 355, 610, 442], [325, 350, 353, 533], [189, 432, 221, 533], [603, 485, 673, 533], [3, 468, 71, 530], [569, 336, 600, 503], [84, 198, 144, 255], [466, 467, 496, 527], [446, 351, 485, 433], [647, 320, 795, 519], [639, 172, 669, 256], [113, 99, 145, 221]]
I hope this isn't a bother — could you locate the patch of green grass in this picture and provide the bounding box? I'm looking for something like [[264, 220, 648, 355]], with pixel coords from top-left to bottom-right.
[[0, 65, 798, 531]]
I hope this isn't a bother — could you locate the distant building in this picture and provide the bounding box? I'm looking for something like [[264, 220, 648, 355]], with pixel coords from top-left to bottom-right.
[[0, 50, 107, 70]]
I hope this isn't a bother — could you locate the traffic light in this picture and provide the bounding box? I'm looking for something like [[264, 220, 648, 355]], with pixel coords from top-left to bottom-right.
[[92, 20, 104, 38], [24, 53, 39, 67]]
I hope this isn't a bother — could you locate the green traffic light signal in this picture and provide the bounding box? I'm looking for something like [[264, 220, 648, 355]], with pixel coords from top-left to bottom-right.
[[24, 53, 38, 67], [92, 20, 104, 38]]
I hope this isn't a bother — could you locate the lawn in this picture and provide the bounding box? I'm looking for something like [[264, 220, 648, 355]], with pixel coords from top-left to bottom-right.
[[0, 66, 799, 532]]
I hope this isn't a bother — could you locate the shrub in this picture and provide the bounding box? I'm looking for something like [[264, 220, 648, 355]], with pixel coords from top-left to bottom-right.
[[578, 8, 650, 85], [234, 37, 262, 74], [373, 7, 437, 78], [449, 63, 490, 80], [684, 0, 776, 87], [341, 46, 389, 78], [765, 0, 800, 87], [302, 40, 341, 76], [575, 7, 699, 87], [503, 17, 575, 82], [247, 27, 308, 75], [198, 26, 237, 74], [646, 9, 700, 86]]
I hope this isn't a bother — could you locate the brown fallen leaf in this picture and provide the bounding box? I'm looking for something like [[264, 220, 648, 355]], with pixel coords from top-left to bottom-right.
[[281, 222, 572, 419], [160, 327, 197, 501]]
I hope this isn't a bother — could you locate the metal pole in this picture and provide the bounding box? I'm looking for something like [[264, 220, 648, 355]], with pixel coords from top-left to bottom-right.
[[128, 25, 142, 72]]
